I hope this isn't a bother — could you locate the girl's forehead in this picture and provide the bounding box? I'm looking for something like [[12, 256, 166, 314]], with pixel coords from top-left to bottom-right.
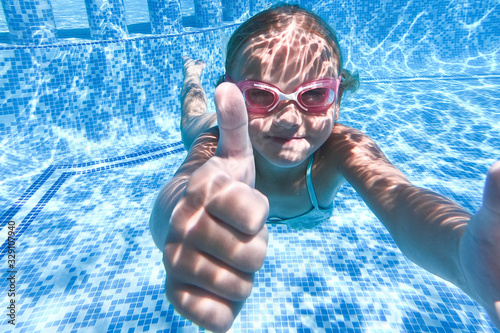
[[230, 24, 339, 87]]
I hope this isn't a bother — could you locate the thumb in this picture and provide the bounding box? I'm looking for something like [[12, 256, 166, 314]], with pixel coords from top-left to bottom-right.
[[214, 82, 253, 159], [214, 82, 255, 186], [482, 161, 500, 214]]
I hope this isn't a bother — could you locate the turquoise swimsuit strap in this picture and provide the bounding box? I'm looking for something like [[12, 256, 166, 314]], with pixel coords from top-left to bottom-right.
[[305, 154, 319, 209]]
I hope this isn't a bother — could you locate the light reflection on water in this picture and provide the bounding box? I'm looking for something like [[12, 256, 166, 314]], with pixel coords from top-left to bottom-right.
[[0, 0, 499, 332]]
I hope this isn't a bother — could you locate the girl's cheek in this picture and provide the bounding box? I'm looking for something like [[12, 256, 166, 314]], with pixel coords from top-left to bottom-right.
[[248, 116, 271, 133]]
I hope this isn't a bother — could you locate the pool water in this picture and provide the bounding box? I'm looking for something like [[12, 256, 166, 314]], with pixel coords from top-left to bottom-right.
[[1, 0, 499, 332]]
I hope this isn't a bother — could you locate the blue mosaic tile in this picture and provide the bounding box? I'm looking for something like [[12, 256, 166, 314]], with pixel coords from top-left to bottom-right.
[[0, 0, 57, 45], [84, 0, 128, 40], [1, 0, 500, 332], [223, 0, 250, 22], [148, 0, 183, 34]]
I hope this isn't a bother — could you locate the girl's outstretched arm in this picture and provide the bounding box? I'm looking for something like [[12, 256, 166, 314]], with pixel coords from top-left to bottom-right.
[[329, 124, 500, 328]]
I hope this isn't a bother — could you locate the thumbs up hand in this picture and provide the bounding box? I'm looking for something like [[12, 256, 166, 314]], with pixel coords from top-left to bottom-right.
[[164, 83, 269, 332]]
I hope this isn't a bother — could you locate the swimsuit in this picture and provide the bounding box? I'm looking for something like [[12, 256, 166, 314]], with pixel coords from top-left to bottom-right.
[[266, 154, 334, 230]]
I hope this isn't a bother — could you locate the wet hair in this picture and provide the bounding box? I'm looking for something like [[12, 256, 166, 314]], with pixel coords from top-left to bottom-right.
[[216, 3, 359, 94]]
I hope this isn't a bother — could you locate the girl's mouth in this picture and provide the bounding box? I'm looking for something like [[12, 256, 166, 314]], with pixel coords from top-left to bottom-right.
[[268, 136, 306, 144]]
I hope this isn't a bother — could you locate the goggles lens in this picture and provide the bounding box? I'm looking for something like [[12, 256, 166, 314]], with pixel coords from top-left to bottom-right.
[[300, 87, 333, 107], [244, 88, 276, 109]]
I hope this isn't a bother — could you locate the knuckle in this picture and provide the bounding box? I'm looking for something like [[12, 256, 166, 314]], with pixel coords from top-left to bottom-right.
[[230, 278, 254, 301], [242, 191, 269, 235], [214, 269, 254, 302], [184, 183, 208, 209], [255, 243, 268, 267], [165, 269, 239, 332], [242, 259, 262, 274], [238, 207, 266, 236], [169, 207, 187, 236], [239, 283, 254, 300], [234, 232, 268, 273], [210, 170, 233, 190], [216, 320, 234, 333], [202, 311, 236, 333], [163, 244, 180, 273], [247, 211, 268, 234], [163, 242, 197, 280], [247, 241, 268, 272], [243, 218, 262, 235]]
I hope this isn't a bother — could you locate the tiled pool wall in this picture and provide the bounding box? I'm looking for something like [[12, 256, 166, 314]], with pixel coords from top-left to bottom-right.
[[0, 0, 498, 160]]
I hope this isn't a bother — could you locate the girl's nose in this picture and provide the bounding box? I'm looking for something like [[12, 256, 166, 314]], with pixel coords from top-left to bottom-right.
[[272, 102, 303, 128]]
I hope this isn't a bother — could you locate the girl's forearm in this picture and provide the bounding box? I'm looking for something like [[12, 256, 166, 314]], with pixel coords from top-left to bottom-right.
[[370, 184, 471, 292], [331, 126, 472, 293]]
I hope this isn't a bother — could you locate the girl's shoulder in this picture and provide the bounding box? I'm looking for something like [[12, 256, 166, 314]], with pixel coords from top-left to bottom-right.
[[323, 123, 409, 187], [329, 123, 373, 145], [320, 123, 376, 164], [320, 122, 391, 174]]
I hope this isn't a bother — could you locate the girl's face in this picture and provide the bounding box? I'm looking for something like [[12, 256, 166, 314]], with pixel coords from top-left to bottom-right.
[[229, 23, 340, 168]]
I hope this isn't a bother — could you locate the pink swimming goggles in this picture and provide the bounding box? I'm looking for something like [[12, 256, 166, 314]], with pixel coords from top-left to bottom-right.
[[226, 75, 341, 114]]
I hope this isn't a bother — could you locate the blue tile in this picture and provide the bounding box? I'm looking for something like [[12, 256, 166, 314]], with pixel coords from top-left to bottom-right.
[[1, 0, 499, 332]]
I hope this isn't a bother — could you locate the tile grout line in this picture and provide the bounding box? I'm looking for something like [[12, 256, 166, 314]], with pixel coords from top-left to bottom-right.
[[0, 143, 186, 256], [0, 140, 184, 229]]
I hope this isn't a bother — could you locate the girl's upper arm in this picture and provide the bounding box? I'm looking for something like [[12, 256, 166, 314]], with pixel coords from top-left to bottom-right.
[[329, 124, 412, 233]]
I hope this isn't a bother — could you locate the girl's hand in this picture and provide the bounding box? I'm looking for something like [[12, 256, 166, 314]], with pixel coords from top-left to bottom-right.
[[459, 161, 500, 328], [164, 83, 269, 332]]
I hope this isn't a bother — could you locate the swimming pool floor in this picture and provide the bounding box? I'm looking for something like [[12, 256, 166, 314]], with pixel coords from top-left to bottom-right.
[[1, 77, 499, 332]]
